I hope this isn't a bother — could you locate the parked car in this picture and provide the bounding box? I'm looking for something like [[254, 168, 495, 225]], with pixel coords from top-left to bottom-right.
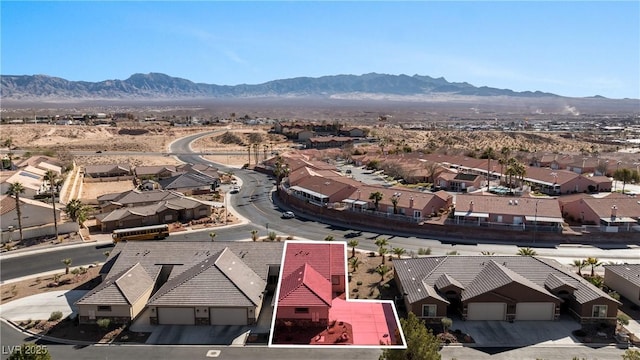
[[281, 211, 295, 219], [230, 186, 240, 194]]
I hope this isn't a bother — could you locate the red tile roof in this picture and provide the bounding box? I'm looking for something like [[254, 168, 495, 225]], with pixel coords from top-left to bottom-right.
[[283, 243, 345, 280], [279, 263, 332, 306]]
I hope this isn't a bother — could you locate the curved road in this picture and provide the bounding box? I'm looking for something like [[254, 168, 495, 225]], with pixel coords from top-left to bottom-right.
[[1, 131, 639, 281]]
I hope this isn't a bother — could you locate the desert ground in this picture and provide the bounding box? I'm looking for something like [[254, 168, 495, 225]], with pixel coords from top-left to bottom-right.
[[1, 121, 636, 170]]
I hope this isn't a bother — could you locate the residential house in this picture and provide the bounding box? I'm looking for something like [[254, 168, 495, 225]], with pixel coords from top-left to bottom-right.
[[604, 264, 640, 307], [84, 164, 132, 178], [394, 256, 620, 324], [435, 172, 483, 192], [275, 242, 346, 326], [97, 189, 181, 213], [76, 241, 284, 325], [157, 172, 218, 195], [339, 127, 366, 138], [558, 193, 640, 231], [0, 167, 47, 198], [95, 196, 211, 232], [134, 165, 177, 180], [0, 194, 61, 231], [344, 185, 452, 221], [288, 176, 358, 206], [453, 194, 564, 231], [306, 136, 354, 150]]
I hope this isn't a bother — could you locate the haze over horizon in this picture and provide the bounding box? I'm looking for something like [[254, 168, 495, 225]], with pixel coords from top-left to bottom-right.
[[1, 1, 639, 99]]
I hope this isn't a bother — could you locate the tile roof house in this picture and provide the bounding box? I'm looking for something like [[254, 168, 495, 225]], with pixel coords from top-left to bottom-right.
[[604, 264, 640, 307], [84, 164, 132, 178], [559, 193, 640, 230], [306, 136, 354, 149], [97, 189, 181, 213], [76, 241, 284, 325], [288, 176, 358, 206], [133, 165, 177, 180], [454, 194, 564, 231], [272, 241, 404, 347], [0, 168, 47, 199], [343, 185, 453, 221], [0, 194, 61, 232], [394, 256, 620, 324], [94, 196, 211, 232], [275, 243, 346, 325], [157, 172, 218, 195]]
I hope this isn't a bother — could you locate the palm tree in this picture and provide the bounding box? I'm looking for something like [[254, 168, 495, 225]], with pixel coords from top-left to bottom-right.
[[483, 147, 496, 189], [375, 264, 391, 283], [253, 143, 259, 165], [505, 159, 518, 190], [44, 170, 60, 239], [369, 191, 383, 211], [392, 247, 406, 259], [586, 257, 603, 277], [263, 144, 268, 161], [247, 144, 251, 166], [390, 195, 400, 214], [517, 247, 537, 256], [379, 247, 389, 264], [349, 256, 362, 273], [250, 229, 259, 242], [209, 232, 216, 242], [62, 258, 72, 275], [347, 239, 359, 258], [572, 259, 587, 277], [6, 182, 25, 242], [65, 199, 88, 226], [374, 237, 389, 253]]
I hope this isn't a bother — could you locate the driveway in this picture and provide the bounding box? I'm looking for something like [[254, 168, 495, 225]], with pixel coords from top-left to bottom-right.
[[0, 290, 87, 322], [146, 324, 251, 345], [452, 315, 581, 347]]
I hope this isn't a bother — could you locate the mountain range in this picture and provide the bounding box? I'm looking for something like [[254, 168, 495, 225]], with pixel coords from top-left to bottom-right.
[[1, 72, 566, 100]]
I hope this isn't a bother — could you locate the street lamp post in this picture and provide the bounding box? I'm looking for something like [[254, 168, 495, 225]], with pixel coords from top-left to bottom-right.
[[533, 200, 538, 244]]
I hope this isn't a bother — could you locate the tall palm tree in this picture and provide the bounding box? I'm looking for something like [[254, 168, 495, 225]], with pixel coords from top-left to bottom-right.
[[44, 170, 60, 239], [347, 239, 359, 258], [483, 147, 496, 190], [572, 259, 587, 277], [247, 144, 251, 166], [253, 143, 259, 165], [369, 191, 383, 211], [392, 247, 406, 259], [586, 257, 602, 277], [6, 182, 25, 242]]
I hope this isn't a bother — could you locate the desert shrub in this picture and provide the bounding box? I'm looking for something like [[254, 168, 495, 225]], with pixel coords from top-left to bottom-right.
[[97, 318, 111, 330], [286, 235, 294, 240], [48, 311, 63, 321], [356, 281, 363, 286], [618, 313, 631, 326], [418, 247, 432, 255], [267, 231, 277, 241]]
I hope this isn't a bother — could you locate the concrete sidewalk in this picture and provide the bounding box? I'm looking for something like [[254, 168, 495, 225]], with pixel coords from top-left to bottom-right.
[[0, 290, 87, 322]]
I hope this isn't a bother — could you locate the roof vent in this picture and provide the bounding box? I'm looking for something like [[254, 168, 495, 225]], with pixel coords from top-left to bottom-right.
[[508, 200, 513, 205], [514, 200, 519, 205]]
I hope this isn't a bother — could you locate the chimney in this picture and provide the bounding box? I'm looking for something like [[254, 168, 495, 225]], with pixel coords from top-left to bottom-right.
[[469, 201, 474, 212], [409, 197, 414, 208], [611, 205, 618, 218]]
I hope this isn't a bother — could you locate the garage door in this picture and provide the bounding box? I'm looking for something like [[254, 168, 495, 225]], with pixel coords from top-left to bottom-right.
[[157, 307, 195, 325], [210, 308, 247, 325], [516, 302, 554, 321], [467, 303, 506, 320]]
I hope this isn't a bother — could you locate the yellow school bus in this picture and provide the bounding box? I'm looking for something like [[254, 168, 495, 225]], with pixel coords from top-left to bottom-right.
[[112, 224, 170, 243]]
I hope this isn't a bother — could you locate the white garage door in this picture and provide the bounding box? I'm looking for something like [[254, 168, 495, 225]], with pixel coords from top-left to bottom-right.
[[516, 302, 554, 320], [467, 303, 506, 320], [158, 307, 195, 325], [210, 308, 247, 325]]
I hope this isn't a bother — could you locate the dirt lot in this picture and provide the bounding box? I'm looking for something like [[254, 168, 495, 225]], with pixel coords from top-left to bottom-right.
[[81, 180, 136, 201]]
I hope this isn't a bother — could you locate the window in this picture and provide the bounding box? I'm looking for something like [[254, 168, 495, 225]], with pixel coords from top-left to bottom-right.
[[592, 305, 608, 318], [422, 304, 437, 317], [294, 307, 309, 314], [97, 305, 112, 312], [413, 210, 422, 219]]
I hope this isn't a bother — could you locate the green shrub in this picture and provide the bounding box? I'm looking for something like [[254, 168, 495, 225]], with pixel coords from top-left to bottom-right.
[[356, 281, 363, 286], [417, 247, 432, 255], [48, 311, 63, 321], [618, 313, 631, 326], [97, 318, 111, 330]]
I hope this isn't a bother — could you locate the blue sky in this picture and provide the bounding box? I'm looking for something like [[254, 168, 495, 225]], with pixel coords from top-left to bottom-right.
[[1, 1, 639, 99]]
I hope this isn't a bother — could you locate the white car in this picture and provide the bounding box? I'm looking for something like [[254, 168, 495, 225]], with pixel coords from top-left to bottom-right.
[[281, 211, 295, 219], [230, 186, 240, 194]]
